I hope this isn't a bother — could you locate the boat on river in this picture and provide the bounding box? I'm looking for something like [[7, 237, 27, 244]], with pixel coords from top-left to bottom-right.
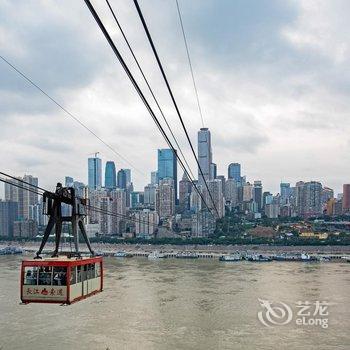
[[176, 252, 199, 259], [0, 246, 23, 255], [246, 254, 272, 262], [273, 253, 317, 262], [113, 251, 133, 258], [219, 254, 241, 262], [148, 251, 167, 259]]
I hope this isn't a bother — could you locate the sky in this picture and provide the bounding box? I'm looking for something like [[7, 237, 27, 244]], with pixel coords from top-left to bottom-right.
[[1, 0, 350, 196]]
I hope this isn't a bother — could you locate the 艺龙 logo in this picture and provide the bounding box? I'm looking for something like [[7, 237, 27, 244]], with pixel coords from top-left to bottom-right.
[[257, 298, 293, 327], [258, 299, 330, 328]]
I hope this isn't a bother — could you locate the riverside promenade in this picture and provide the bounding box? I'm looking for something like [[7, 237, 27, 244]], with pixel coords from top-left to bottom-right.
[[2, 241, 350, 259]]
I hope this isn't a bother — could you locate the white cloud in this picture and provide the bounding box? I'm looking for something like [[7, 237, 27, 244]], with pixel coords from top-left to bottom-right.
[[282, 0, 350, 64], [0, 0, 350, 197]]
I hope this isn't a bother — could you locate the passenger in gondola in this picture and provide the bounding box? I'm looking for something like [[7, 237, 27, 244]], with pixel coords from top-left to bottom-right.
[[60, 272, 67, 286], [53, 272, 61, 286], [25, 269, 33, 285]]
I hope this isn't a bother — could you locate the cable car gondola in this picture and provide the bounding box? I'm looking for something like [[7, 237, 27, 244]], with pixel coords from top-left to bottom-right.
[[21, 256, 103, 304], [20, 183, 103, 304]]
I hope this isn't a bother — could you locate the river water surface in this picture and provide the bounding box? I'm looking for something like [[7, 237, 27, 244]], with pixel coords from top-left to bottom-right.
[[0, 256, 349, 350]]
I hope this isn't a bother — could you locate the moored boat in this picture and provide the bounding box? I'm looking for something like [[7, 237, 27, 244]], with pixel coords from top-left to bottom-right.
[[300, 253, 318, 262], [273, 253, 317, 262], [219, 254, 241, 262], [318, 256, 331, 262], [176, 252, 199, 259], [148, 251, 167, 259], [0, 246, 23, 255], [246, 254, 272, 262], [113, 251, 133, 258]]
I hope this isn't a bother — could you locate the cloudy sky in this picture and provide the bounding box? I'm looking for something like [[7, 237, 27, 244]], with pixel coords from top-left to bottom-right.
[[1, 0, 349, 195]]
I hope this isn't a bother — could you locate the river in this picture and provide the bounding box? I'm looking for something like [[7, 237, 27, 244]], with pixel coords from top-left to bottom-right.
[[0, 255, 349, 349]]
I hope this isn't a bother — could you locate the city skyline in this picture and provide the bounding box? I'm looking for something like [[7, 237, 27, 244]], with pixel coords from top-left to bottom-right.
[[1, 1, 350, 196], [1, 145, 349, 199]]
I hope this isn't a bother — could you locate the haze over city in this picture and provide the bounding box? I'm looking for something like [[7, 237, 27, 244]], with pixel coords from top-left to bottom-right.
[[1, 0, 350, 195]]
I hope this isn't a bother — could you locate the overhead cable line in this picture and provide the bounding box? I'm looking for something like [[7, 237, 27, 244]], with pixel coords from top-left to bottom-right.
[[0, 171, 47, 193], [0, 177, 43, 197], [86, 204, 158, 227], [0, 176, 158, 228], [132, 0, 220, 218], [175, 0, 205, 128], [0, 55, 143, 175], [0, 171, 165, 228], [83, 0, 216, 218], [105, 0, 195, 180]]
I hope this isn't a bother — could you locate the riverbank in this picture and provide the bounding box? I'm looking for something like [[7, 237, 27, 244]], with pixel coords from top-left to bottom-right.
[[2, 240, 350, 256]]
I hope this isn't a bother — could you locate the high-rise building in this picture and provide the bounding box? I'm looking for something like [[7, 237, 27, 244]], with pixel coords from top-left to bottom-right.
[[13, 219, 38, 238], [190, 189, 202, 213], [72, 181, 86, 198], [130, 191, 144, 209], [144, 184, 157, 209], [126, 182, 133, 208], [225, 179, 238, 207], [342, 184, 350, 213], [243, 182, 253, 202], [123, 169, 131, 186], [117, 169, 127, 189], [157, 149, 177, 200], [0, 200, 18, 238], [326, 198, 336, 216], [265, 203, 280, 219], [64, 176, 86, 197], [22, 175, 39, 220], [88, 156, 102, 189], [322, 187, 334, 204], [5, 175, 39, 220], [105, 161, 117, 189], [253, 181, 263, 212], [110, 189, 127, 235], [5, 177, 20, 202], [156, 178, 175, 219], [99, 197, 113, 235], [65, 176, 74, 187], [151, 171, 158, 185], [228, 163, 241, 182], [179, 172, 192, 213], [263, 192, 273, 206], [198, 128, 212, 186], [134, 209, 159, 238], [296, 181, 322, 217], [210, 163, 217, 180], [204, 179, 225, 218], [216, 175, 226, 194], [280, 183, 291, 204], [87, 188, 108, 224], [191, 210, 215, 237]]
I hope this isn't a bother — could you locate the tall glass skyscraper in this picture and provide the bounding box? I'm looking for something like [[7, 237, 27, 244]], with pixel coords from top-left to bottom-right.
[[157, 149, 177, 200], [88, 156, 102, 189], [123, 169, 131, 186], [117, 169, 127, 189], [198, 128, 212, 186], [228, 163, 241, 183], [105, 161, 117, 189]]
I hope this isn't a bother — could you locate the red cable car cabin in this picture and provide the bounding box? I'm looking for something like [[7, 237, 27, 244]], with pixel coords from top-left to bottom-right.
[[21, 256, 103, 304]]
